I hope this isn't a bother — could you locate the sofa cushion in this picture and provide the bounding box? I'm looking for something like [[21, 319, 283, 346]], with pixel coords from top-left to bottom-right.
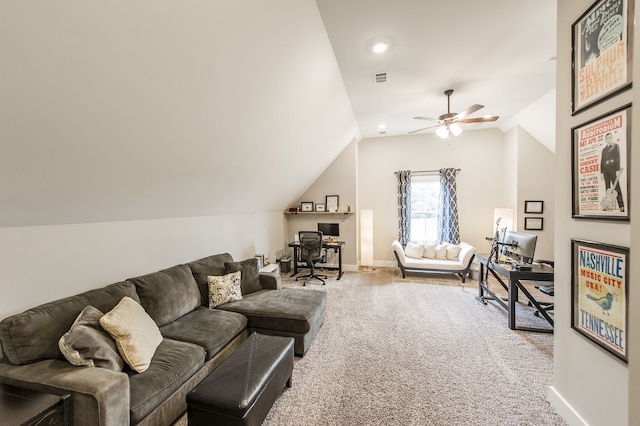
[[404, 242, 424, 258], [128, 338, 205, 424], [160, 307, 247, 360], [100, 297, 163, 373], [0, 281, 139, 365], [58, 305, 124, 371], [435, 243, 447, 259], [207, 272, 242, 308], [423, 242, 437, 259], [217, 288, 326, 334], [446, 244, 461, 260], [187, 253, 235, 306], [224, 258, 263, 295], [128, 264, 201, 327]]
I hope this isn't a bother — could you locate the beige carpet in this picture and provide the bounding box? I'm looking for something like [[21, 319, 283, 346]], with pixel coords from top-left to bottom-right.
[[176, 267, 565, 426]]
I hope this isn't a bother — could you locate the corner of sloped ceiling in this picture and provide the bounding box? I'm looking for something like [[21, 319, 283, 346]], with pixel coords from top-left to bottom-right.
[[499, 89, 556, 154], [0, 0, 358, 227]]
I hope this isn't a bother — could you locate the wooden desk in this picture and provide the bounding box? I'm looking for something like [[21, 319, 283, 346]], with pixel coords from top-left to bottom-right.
[[476, 253, 554, 333], [0, 383, 69, 426], [288, 240, 345, 280]]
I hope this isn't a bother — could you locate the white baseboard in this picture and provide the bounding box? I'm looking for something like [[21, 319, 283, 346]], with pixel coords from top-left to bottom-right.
[[548, 386, 587, 426]]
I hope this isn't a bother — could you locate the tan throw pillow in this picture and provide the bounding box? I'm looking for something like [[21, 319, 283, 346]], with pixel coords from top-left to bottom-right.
[[435, 243, 448, 260], [208, 272, 243, 308], [58, 305, 124, 372], [422, 242, 437, 259], [404, 242, 424, 258], [446, 244, 461, 260], [99, 296, 163, 373]]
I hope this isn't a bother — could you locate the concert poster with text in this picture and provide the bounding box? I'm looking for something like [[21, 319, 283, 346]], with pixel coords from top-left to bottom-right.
[[573, 0, 632, 112], [572, 240, 628, 362], [573, 106, 628, 219]]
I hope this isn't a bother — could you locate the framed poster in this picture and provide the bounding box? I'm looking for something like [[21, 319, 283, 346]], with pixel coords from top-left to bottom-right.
[[571, 239, 628, 362], [524, 200, 544, 214], [326, 195, 339, 212], [300, 202, 314, 212], [524, 217, 544, 231], [571, 0, 634, 114], [315, 203, 326, 212], [572, 104, 630, 220]]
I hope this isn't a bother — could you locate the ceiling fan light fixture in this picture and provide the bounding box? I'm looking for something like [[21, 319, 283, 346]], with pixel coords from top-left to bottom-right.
[[450, 123, 463, 136], [436, 125, 449, 139]]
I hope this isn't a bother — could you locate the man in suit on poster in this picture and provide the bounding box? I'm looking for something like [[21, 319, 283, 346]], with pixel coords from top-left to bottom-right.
[[600, 132, 624, 212]]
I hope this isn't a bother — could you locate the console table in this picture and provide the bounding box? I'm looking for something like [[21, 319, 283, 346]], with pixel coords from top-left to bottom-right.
[[476, 253, 554, 333], [0, 383, 70, 426], [288, 240, 345, 279]]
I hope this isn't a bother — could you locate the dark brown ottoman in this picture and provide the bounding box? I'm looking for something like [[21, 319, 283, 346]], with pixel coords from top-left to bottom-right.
[[187, 333, 294, 426]]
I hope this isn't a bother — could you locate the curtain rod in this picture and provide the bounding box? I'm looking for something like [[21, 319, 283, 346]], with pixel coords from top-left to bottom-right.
[[394, 168, 461, 175]]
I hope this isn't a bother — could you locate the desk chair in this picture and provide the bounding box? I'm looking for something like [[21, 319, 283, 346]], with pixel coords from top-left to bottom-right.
[[296, 231, 327, 286], [532, 259, 554, 317]]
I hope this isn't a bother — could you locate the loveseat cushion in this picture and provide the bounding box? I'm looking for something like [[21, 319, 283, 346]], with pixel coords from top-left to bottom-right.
[[128, 338, 205, 424], [217, 288, 326, 334], [224, 258, 263, 295], [159, 307, 247, 360], [187, 253, 235, 306], [0, 281, 139, 365], [127, 264, 201, 327]]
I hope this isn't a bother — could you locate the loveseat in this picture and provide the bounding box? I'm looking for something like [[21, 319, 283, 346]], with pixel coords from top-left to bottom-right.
[[0, 252, 326, 426], [392, 240, 476, 282]]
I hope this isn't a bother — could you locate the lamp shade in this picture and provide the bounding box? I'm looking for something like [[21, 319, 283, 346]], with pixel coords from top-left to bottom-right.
[[450, 123, 463, 136], [436, 125, 449, 139]]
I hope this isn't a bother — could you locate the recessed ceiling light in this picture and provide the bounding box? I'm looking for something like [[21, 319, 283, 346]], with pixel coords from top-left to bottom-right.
[[378, 124, 386, 129], [372, 42, 389, 53]]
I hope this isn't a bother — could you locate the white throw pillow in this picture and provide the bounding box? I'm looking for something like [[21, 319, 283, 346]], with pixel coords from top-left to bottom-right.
[[207, 271, 243, 308], [99, 296, 163, 373], [435, 243, 448, 259], [446, 244, 461, 260], [404, 242, 424, 258], [422, 242, 437, 259]]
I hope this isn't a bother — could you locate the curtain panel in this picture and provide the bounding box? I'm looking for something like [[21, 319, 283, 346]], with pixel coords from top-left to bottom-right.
[[437, 168, 460, 244], [396, 170, 412, 246]]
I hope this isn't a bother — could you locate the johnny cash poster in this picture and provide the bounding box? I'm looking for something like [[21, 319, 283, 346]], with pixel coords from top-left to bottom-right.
[[572, 0, 633, 113], [572, 105, 629, 220], [572, 240, 628, 362]]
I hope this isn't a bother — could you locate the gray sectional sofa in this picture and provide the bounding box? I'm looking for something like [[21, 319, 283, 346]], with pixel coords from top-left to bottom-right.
[[0, 252, 326, 426]]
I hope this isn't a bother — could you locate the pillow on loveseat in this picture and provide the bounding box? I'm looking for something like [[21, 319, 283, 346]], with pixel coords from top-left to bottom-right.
[[224, 258, 263, 295], [58, 305, 124, 372], [404, 242, 424, 259], [446, 244, 461, 260], [100, 296, 163, 373], [207, 271, 242, 308], [422, 242, 437, 259]]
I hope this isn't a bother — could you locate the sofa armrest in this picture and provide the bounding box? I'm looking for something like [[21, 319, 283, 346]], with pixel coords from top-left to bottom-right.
[[391, 240, 407, 265], [0, 359, 130, 426], [259, 272, 281, 290]]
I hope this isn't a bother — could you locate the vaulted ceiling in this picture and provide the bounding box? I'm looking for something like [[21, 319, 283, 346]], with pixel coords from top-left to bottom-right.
[[0, 1, 556, 228]]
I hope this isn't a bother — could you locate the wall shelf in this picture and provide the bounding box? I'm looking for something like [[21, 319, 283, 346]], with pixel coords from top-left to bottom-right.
[[284, 211, 353, 216]]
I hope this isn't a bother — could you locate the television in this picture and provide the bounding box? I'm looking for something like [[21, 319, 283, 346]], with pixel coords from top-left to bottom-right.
[[499, 230, 537, 265], [317, 222, 339, 239]]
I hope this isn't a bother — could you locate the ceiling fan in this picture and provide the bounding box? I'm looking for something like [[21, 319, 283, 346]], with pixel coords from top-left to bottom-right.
[[409, 89, 499, 138]]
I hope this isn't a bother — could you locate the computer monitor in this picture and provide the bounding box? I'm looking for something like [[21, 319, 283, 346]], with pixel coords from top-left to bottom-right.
[[500, 230, 537, 264], [317, 223, 339, 239]]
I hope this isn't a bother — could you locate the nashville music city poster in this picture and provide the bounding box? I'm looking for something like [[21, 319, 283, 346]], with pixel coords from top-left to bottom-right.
[[573, 0, 631, 112], [573, 105, 628, 219], [572, 240, 627, 362]]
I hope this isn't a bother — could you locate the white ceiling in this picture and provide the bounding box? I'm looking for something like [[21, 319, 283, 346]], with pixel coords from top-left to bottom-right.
[[316, 0, 558, 138]]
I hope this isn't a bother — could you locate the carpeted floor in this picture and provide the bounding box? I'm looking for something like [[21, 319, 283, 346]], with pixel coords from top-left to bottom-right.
[[176, 267, 565, 426]]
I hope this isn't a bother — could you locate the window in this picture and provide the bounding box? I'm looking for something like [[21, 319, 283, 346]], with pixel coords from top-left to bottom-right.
[[410, 176, 440, 242]]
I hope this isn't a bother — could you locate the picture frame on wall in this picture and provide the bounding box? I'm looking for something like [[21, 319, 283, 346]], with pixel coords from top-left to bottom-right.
[[300, 202, 314, 212], [326, 195, 339, 212], [571, 0, 634, 114], [571, 104, 630, 220], [524, 200, 544, 214], [315, 203, 326, 212], [571, 239, 628, 363], [524, 217, 544, 231]]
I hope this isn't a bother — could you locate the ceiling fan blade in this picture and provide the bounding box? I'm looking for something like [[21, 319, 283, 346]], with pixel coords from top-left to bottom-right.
[[408, 124, 440, 134], [459, 115, 499, 124], [455, 104, 484, 120], [413, 116, 438, 121]]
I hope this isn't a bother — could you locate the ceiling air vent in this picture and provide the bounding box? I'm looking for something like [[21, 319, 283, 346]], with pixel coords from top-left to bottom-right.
[[373, 72, 387, 83]]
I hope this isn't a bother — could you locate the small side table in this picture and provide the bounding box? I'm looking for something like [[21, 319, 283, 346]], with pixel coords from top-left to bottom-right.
[[0, 383, 69, 426]]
